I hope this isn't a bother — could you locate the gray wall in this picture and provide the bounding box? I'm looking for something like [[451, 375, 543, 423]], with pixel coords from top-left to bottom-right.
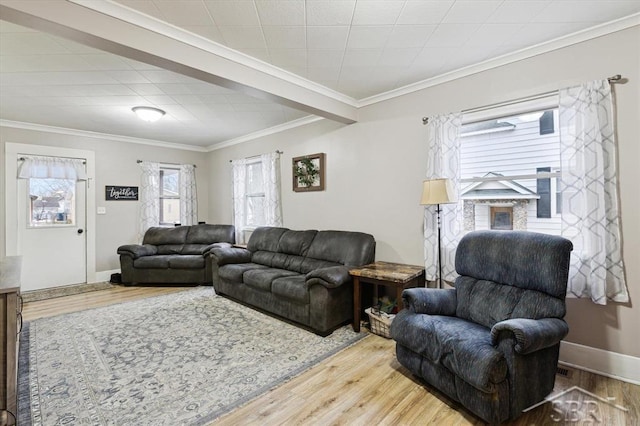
[[208, 26, 640, 358], [0, 128, 210, 271]]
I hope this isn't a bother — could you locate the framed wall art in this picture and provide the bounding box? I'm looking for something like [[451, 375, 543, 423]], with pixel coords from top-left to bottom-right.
[[292, 153, 325, 192]]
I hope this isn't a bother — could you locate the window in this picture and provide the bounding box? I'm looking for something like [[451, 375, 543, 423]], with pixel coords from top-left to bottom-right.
[[460, 100, 561, 236], [159, 167, 180, 225], [28, 177, 76, 227], [245, 160, 265, 228]]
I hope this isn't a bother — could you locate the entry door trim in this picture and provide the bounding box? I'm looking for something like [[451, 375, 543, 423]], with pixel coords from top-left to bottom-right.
[[5, 143, 96, 284]]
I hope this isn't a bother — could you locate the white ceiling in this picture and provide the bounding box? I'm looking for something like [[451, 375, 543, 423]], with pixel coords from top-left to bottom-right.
[[1, 1, 639, 150]]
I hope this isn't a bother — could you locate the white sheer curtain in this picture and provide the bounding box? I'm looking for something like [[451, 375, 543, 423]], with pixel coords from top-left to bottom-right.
[[424, 113, 464, 284], [18, 156, 87, 181], [559, 79, 628, 304], [231, 158, 248, 243], [139, 161, 160, 242], [179, 164, 198, 226], [260, 152, 283, 227]]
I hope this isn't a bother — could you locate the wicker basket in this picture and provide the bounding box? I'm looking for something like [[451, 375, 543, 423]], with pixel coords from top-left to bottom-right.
[[365, 307, 395, 338]]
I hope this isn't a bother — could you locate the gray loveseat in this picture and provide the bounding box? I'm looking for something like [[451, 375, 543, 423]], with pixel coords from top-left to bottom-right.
[[210, 226, 376, 335], [118, 224, 235, 285], [390, 230, 573, 424]]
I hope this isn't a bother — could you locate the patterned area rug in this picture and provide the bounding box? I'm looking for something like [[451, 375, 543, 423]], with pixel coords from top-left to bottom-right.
[[19, 287, 365, 425]]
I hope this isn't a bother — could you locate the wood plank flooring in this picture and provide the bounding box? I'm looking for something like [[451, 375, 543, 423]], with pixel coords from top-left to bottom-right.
[[22, 285, 640, 425]]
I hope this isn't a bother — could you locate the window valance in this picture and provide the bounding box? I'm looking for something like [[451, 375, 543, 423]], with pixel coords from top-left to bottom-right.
[[17, 156, 87, 181]]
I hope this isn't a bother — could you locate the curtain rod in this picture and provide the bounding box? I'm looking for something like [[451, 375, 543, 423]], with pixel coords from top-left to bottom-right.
[[229, 150, 283, 163], [136, 160, 196, 168], [422, 74, 624, 125], [19, 156, 86, 164]]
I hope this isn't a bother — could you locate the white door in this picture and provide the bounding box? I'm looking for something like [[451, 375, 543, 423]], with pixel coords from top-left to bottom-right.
[[16, 156, 87, 292]]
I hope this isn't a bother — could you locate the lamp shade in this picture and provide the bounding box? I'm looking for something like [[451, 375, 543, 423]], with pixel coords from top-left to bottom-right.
[[420, 178, 456, 205], [132, 106, 165, 122]]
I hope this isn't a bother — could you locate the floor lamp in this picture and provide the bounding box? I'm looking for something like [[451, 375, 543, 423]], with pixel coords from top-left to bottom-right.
[[421, 178, 456, 288]]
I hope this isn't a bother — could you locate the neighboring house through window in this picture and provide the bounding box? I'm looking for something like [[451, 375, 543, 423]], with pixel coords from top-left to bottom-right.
[[459, 99, 562, 236], [159, 166, 180, 226]]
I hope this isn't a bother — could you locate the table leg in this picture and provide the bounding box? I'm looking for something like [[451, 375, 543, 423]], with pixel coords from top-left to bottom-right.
[[353, 276, 361, 332]]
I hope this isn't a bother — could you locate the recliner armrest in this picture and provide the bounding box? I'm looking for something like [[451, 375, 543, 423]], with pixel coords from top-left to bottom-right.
[[401, 288, 457, 315], [117, 244, 157, 259], [209, 246, 252, 265], [306, 266, 350, 289], [491, 318, 569, 355]]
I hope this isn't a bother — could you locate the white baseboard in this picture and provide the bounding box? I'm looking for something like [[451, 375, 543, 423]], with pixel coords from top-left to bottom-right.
[[95, 269, 120, 283], [560, 341, 640, 385]]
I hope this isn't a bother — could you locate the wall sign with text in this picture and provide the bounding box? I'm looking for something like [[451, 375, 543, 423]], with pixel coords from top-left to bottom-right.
[[106, 186, 139, 201]]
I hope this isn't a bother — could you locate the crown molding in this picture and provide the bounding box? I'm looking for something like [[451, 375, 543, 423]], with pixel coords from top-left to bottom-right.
[[69, 0, 358, 108], [207, 116, 325, 152], [358, 13, 640, 107], [0, 119, 208, 152]]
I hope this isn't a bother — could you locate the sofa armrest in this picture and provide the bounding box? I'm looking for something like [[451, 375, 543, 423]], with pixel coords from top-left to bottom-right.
[[117, 244, 157, 259], [401, 288, 457, 315], [202, 242, 233, 256], [491, 318, 569, 355], [306, 266, 351, 289], [209, 246, 252, 265]]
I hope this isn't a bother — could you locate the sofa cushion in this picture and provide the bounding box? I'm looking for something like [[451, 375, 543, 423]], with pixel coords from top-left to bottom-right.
[[392, 311, 507, 393], [133, 255, 173, 269], [186, 224, 235, 244], [219, 263, 268, 282], [306, 230, 376, 267], [157, 245, 184, 255], [272, 275, 309, 304], [278, 230, 317, 256], [169, 255, 205, 269], [181, 244, 209, 255], [455, 276, 567, 329], [300, 258, 341, 274], [244, 268, 298, 292], [143, 226, 189, 245], [247, 227, 288, 252]]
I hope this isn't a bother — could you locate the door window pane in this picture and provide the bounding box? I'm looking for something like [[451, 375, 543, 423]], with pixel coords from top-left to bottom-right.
[[28, 178, 76, 226]]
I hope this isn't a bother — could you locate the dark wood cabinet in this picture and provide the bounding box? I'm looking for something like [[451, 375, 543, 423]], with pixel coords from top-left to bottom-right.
[[1, 256, 22, 424]]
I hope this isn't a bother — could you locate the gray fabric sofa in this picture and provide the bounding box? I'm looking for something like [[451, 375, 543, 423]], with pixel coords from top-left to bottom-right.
[[210, 226, 376, 335], [117, 224, 235, 285], [390, 230, 573, 424]]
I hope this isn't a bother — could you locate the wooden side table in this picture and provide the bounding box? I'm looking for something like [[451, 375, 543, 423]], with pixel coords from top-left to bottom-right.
[[349, 261, 425, 332]]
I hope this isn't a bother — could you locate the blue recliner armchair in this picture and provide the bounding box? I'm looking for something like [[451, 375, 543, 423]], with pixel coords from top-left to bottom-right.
[[390, 230, 573, 424]]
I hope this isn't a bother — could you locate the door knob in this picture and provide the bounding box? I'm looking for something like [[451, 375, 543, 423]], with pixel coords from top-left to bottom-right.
[[77, 229, 84, 234]]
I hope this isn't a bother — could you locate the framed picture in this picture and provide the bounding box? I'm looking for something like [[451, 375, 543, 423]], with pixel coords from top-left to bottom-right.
[[292, 153, 325, 192]]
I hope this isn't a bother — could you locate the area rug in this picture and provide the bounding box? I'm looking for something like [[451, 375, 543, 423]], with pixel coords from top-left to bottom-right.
[[18, 288, 365, 425]]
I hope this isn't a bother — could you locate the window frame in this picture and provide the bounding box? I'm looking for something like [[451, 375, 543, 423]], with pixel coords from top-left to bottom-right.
[[159, 166, 181, 226]]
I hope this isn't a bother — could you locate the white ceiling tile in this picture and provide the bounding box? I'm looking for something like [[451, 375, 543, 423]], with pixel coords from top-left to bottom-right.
[[397, 1, 455, 25], [352, 1, 405, 25], [424, 23, 481, 47], [378, 48, 421, 67], [442, 1, 503, 24], [262, 27, 306, 48], [203, 1, 261, 26], [0, 21, 38, 33], [504, 22, 591, 47], [269, 49, 307, 67], [78, 54, 133, 71], [306, 1, 356, 26], [106, 70, 153, 84], [342, 49, 382, 67], [307, 26, 350, 49], [255, 1, 305, 26], [386, 25, 437, 48], [487, 1, 550, 24], [126, 84, 166, 96], [307, 66, 341, 81], [0, 33, 70, 55], [307, 49, 344, 67], [218, 26, 267, 49], [151, 0, 214, 26], [463, 24, 524, 47], [347, 26, 393, 49], [115, 0, 164, 19], [533, 1, 640, 23], [236, 48, 272, 62], [154, 83, 196, 95], [197, 94, 234, 104]]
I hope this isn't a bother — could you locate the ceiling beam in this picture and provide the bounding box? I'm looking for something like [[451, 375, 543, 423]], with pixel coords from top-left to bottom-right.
[[0, 0, 358, 124]]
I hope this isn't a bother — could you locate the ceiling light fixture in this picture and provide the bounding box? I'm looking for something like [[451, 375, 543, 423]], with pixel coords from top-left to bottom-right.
[[132, 106, 165, 122]]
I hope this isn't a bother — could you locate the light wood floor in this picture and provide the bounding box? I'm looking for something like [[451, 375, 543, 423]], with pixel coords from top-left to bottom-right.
[[23, 286, 640, 426]]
